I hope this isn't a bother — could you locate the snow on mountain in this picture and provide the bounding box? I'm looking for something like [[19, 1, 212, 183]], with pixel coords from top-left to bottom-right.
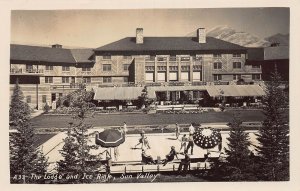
[[206, 25, 270, 47]]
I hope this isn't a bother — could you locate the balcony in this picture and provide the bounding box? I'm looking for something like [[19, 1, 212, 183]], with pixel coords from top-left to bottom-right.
[[10, 68, 44, 75], [50, 83, 84, 90]]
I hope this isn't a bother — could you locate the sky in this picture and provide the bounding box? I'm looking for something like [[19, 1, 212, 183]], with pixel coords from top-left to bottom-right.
[[11, 8, 289, 48]]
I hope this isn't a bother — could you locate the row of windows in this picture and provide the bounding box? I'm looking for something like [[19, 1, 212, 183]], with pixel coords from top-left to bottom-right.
[[101, 54, 241, 60], [44, 76, 128, 84], [213, 53, 241, 58], [146, 65, 202, 71], [213, 74, 261, 81], [213, 62, 243, 69], [44, 64, 130, 71]]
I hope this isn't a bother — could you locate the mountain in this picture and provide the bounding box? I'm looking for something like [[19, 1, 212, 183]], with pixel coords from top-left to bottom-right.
[[265, 33, 289, 46], [206, 25, 271, 47]]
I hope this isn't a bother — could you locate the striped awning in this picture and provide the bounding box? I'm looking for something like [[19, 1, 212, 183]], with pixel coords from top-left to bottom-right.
[[206, 85, 265, 97], [94, 87, 144, 100]]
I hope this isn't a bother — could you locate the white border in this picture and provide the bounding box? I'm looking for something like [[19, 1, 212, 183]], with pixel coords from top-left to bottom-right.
[[1, 1, 299, 191]]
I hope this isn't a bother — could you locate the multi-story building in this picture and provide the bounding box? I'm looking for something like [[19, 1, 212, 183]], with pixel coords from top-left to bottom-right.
[[10, 28, 266, 109]]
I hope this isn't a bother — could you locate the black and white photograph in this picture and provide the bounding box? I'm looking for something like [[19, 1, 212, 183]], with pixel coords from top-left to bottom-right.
[[1, 1, 299, 189]]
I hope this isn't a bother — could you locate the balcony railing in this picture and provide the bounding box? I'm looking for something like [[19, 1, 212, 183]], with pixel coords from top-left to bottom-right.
[[50, 83, 84, 90], [10, 68, 44, 74]]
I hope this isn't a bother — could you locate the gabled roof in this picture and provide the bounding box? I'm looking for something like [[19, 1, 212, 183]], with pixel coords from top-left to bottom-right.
[[95, 37, 247, 52], [10, 44, 94, 64], [70, 49, 94, 63]]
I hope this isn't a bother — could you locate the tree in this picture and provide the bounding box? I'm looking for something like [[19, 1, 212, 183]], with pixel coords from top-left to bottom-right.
[[255, 68, 289, 181], [137, 86, 155, 109], [9, 80, 48, 183], [223, 113, 257, 181], [57, 88, 98, 183]]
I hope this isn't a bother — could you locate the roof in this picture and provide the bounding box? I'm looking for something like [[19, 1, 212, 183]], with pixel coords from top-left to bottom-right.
[[10, 44, 94, 64], [94, 87, 144, 100], [206, 85, 265, 97], [247, 46, 289, 61], [70, 49, 94, 63], [247, 48, 264, 61], [264, 46, 289, 60], [95, 37, 247, 52]]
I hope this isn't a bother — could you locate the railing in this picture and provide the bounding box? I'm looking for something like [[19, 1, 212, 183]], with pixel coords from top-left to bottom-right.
[[50, 83, 84, 90], [10, 68, 44, 74], [214, 81, 230, 85]]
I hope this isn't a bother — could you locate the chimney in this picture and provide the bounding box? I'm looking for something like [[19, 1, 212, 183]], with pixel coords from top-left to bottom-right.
[[136, 28, 143, 44], [52, 44, 62, 48], [197, 28, 206, 43]]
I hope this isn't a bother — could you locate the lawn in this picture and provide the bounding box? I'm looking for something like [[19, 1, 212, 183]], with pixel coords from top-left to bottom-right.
[[30, 109, 266, 129], [33, 134, 57, 147]]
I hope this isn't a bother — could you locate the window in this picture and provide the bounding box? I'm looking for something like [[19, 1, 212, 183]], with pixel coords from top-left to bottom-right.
[[62, 66, 70, 71], [169, 56, 177, 61], [42, 95, 47, 103], [45, 76, 53, 83], [169, 66, 178, 71], [62, 77, 69, 83], [233, 62, 242, 69], [233, 53, 241, 58], [213, 54, 222, 58], [181, 65, 190, 71], [252, 74, 261, 80], [193, 72, 201, 81], [145, 66, 155, 71], [157, 72, 166, 82], [213, 74, 222, 81], [252, 65, 261, 69], [103, 77, 112, 83], [123, 77, 129, 82], [123, 55, 132, 59], [26, 96, 31, 104], [82, 67, 91, 72], [181, 56, 190, 61], [181, 72, 189, 81], [123, 64, 130, 71], [213, 62, 222, 69], [103, 55, 111, 60], [233, 74, 242, 80], [169, 72, 178, 81], [103, 64, 111, 71], [26, 65, 33, 72], [157, 57, 167, 61], [145, 72, 154, 82], [45, 65, 53, 70], [83, 77, 91, 83]]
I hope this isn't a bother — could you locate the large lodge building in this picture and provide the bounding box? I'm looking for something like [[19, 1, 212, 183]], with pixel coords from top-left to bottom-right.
[[10, 28, 287, 110]]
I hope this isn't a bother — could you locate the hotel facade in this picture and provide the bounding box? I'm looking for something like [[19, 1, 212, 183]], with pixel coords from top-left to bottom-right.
[[10, 28, 266, 109]]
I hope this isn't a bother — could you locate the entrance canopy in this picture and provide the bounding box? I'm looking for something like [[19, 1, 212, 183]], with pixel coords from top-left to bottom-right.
[[94, 87, 144, 100], [206, 85, 265, 97]]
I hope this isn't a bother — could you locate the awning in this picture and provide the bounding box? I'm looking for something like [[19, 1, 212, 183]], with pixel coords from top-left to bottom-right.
[[94, 87, 144, 100], [147, 86, 207, 99], [206, 85, 265, 97]]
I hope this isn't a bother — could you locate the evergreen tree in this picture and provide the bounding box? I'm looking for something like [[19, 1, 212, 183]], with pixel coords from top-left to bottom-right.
[[9, 80, 48, 183], [256, 68, 289, 181], [57, 88, 98, 183], [223, 113, 256, 181]]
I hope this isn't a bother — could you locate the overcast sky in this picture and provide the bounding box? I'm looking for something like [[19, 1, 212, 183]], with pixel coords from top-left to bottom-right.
[[11, 8, 289, 48]]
